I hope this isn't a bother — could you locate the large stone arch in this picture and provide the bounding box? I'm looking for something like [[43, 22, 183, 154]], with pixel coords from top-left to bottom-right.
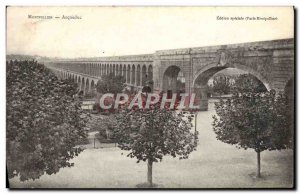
[[192, 62, 272, 110], [192, 62, 271, 90], [162, 65, 186, 94]]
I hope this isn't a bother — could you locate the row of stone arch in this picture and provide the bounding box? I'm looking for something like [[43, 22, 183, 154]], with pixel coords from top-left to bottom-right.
[[54, 70, 98, 97], [53, 62, 153, 87]]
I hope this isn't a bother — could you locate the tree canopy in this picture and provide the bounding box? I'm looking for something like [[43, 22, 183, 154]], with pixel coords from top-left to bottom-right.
[[113, 94, 198, 186], [210, 74, 233, 96], [7, 60, 89, 181], [213, 90, 291, 152], [232, 74, 267, 93], [212, 74, 292, 177], [96, 73, 126, 95]]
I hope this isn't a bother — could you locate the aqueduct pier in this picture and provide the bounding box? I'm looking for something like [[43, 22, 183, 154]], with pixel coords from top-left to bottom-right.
[[45, 38, 294, 110]]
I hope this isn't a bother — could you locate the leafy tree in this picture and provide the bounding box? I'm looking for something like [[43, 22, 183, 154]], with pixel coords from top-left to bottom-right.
[[6, 60, 89, 181], [233, 74, 267, 93], [212, 75, 291, 178], [94, 73, 126, 113], [96, 73, 126, 95], [210, 74, 233, 97], [113, 95, 198, 187]]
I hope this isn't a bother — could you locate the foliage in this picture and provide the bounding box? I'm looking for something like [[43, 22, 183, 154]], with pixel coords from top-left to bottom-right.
[[6, 60, 89, 181], [232, 74, 267, 93], [213, 91, 291, 152], [210, 74, 233, 96], [212, 74, 292, 177], [96, 73, 126, 95], [208, 74, 267, 97], [87, 114, 116, 141], [113, 95, 198, 185], [114, 109, 197, 161]]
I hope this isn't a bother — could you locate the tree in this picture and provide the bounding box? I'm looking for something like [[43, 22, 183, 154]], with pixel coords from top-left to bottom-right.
[[113, 95, 198, 187], [94, 73, 126, 113], [6, 60, 89, 181], [210, 74, 233, 97], [233, 74, 267, 93], [212, 75, 291, 178], [96, 73, 126, 95]]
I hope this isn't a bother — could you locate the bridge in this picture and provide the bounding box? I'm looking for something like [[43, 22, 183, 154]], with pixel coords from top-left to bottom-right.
[[45, 38, 294, 110]]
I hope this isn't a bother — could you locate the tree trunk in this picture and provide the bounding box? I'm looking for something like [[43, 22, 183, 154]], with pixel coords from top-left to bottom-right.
[[257, 151, 261, 178], [147, 159, 153, 186]]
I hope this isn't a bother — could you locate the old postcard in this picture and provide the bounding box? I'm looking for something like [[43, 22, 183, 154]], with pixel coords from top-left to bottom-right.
[[6, 6, 295, 189]]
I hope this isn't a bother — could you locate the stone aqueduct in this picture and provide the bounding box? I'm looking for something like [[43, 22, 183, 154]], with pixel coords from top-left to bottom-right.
[[45, 38, 294, 110]]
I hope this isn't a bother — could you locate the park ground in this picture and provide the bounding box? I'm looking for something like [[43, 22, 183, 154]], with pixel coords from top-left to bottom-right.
[[9, 102, 294, 188]]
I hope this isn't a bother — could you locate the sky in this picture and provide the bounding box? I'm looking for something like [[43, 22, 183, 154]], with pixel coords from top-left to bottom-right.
[[6, 6, 294, 58]]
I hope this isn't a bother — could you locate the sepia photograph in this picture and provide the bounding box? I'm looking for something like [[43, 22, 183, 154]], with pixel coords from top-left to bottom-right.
[[6, 6, 295, 189]]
